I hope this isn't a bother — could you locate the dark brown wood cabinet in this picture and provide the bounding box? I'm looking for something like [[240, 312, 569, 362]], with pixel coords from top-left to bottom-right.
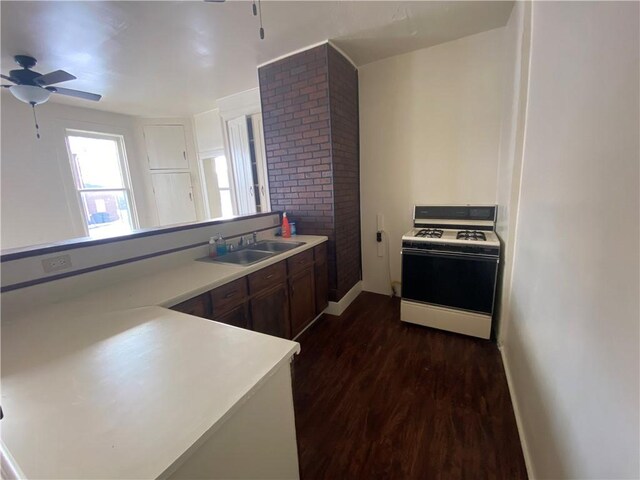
[[169, 242, 328, 341], [250, 284, 290, 338], [170, 293, 211, 318], [314, 244, 329, 315], [210, 278, 248, 318], [215, 303, 250, 329], [289, 265, 316, 338]]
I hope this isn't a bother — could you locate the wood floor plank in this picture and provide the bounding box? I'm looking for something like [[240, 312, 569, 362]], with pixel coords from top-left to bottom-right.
[[293, 291, 527, 480]]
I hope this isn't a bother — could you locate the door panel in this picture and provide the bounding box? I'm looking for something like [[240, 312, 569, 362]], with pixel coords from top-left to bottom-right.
[[151, 173, 197, 226], [144, 125, 189, 169], [227, 116, 257, 215]]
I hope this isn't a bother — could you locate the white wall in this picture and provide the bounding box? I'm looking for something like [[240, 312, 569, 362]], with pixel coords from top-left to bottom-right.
[[193, 108, 225, 155], [494, 2, 531, 340], [359, 28, 507, 294], [500, 2, 639, 478], [0, 96, 154, 249]]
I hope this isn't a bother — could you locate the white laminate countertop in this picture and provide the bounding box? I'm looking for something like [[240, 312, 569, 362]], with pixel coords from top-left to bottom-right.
[[1, 235, 327, 479]]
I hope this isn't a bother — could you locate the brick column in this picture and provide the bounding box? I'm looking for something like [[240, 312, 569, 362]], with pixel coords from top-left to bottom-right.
[[259, 44, 361, 302]]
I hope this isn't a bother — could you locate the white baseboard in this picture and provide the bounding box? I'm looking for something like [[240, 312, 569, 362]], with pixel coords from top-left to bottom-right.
[[499, 344, 535, 479], [324, 281, 362, 316]]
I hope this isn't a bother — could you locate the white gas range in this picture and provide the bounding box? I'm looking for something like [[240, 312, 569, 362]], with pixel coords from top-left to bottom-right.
[[400, 205, 501, 339]]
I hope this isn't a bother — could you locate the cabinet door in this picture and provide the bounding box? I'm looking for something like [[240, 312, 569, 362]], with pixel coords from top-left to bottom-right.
[[214, 303, 250, 330], [151, 172, 197, 226], [250, 284, 290, 339], [170, 293, 211, 318], [315, 258, 329, 315], [289, 267, 316, 338], [144, 125, 189, 170]]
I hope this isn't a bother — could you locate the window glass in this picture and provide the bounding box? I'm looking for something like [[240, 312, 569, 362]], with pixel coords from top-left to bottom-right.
[[214, 155, 230, 189], [67, 136, 124, 189], [219, 190, 233, 218], [67, 131, 137, 238]]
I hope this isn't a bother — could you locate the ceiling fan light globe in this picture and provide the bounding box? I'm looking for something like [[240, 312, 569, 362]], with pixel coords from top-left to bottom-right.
[[9, 85, 51, 105]]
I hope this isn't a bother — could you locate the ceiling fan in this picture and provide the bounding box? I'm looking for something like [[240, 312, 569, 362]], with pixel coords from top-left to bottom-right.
[[1, 55, 102, 138], [2, 55, 101, 104]]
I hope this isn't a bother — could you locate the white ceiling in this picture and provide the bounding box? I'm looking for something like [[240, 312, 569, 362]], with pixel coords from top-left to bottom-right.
[[1, 1, 513, 117]]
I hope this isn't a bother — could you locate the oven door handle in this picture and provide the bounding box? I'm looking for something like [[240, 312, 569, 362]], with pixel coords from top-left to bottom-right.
[[402, 248, 499, 262]]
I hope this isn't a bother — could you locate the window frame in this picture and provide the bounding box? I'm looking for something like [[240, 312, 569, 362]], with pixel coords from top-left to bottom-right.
[[64, 129, 139, 236]]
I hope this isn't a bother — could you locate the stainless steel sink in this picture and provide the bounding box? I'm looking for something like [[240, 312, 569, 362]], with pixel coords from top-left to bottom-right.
[[247, 240, 306, 253], [208, 249, 275, 266]]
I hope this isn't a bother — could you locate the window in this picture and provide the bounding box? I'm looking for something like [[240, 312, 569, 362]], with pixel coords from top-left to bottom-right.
[[65, 130, 138, 238], [214, 155, 234, 217]]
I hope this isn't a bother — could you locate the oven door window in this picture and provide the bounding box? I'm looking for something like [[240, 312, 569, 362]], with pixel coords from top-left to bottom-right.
[[401, 250, 498, 314]]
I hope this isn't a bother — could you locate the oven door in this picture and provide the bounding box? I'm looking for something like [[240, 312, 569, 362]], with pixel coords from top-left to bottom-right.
[[401, 248, 498, 314]]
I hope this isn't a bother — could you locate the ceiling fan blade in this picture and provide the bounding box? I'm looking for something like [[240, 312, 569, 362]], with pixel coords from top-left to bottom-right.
[[47, 86, 101, 101], [34, 70, 76, 86], [1, 74, 18, 83]]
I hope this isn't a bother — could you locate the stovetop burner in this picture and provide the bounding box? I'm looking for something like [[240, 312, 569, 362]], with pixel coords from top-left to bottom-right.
[[456, 230, 486, 241], [416, 228, 443, 238]]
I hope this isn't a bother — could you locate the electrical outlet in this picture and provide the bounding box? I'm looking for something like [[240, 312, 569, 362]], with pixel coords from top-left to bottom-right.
[[42, 254, 72, 273]]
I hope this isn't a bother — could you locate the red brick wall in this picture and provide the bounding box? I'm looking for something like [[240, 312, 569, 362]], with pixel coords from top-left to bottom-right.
[[328, 46, 361, 300], [259, 44, 361, 301]]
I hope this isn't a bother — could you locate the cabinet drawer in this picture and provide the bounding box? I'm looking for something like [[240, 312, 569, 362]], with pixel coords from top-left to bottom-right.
[[171, 293, 211, 319], [287, 249, 314, 276], [248, 261, 286, 294], [210, 278, 248, 316], [314, 243, 327, 265]]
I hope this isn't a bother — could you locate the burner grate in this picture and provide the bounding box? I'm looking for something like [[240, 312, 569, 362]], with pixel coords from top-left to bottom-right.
[[416, 228, 443, 238], [456, 230, 486, 241]]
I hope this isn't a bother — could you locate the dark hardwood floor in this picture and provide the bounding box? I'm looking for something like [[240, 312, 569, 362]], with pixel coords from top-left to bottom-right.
[[293, 292, 527, 480]]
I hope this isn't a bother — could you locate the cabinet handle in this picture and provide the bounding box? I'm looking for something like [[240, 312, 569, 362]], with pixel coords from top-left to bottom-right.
[[261, 185, 265, 196], [249, 185, 254, 197], [224, 292, 236, 299], [266, 274, 274, 279], [183, 151, 186, 160]]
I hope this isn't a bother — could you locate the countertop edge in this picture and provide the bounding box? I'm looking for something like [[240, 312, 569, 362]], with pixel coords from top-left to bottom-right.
[[157, 342, 300, 479]]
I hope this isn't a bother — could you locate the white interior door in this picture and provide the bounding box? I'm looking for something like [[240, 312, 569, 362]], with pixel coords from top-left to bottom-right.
[[227, 116, 257, 215], [251, 113, 271, 212], [152, 172, 197, 226], [144, 125, 189, 170]]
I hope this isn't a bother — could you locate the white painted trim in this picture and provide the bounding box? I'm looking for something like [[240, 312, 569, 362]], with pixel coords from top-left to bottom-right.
[[216, 88, 261, 121], [326, 40, 358, 69], [325, 281, 363, 316], [499, 344, 535, 479]]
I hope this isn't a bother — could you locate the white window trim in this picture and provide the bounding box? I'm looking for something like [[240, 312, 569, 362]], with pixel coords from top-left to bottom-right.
[[64, 129, 139, 236]]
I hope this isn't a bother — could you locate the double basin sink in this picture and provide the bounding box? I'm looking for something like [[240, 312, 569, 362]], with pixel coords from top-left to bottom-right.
[[201, 240, 306, 267]]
